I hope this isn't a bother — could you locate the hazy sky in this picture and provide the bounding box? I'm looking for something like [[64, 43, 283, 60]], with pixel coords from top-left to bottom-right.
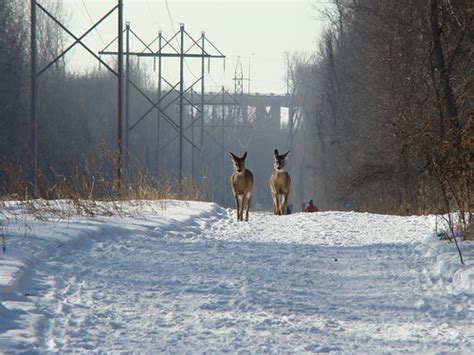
[[57, 0, 325, 93]]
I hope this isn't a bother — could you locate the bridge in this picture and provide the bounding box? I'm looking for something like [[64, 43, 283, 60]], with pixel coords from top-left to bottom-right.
[[184, 91, 295, 131]]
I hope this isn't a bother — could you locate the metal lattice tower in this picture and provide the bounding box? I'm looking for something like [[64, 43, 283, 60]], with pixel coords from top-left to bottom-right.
[[233, 57, 244, 96]]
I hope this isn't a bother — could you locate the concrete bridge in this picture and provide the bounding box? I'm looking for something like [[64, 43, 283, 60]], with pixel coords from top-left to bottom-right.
[[184, 91, 295, 130]]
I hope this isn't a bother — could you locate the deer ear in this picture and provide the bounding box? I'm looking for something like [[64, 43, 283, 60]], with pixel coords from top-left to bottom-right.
[[283, 150, 290, 158], [274, 149, 279, 157], [229, 152, 237, 161], [242, 151, 247, 160]]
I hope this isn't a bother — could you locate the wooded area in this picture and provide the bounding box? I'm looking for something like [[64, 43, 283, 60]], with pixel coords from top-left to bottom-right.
[[291, 0, 472, 216]]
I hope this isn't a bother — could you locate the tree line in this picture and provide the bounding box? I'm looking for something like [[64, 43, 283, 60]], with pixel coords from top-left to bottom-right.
[[290, 0, 472, 216]]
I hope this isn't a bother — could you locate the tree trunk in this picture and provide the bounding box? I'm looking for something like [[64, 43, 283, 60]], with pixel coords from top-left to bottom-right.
[[430, 0, 458, 127]]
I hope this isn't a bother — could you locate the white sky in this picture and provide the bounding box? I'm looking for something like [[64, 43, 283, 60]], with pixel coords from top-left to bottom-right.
[[54, 0, 326, 93]]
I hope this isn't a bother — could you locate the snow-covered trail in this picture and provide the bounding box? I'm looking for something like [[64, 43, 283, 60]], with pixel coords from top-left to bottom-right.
[[20, 206, 472, 352]]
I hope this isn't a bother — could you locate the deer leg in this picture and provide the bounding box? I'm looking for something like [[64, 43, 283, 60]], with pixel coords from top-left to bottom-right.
[[239, 195, 245, 221], [234, 192, 240, 221], [281, 193, 289, 215], [275, 194, 281, 215], [245, 192, 252, 221]]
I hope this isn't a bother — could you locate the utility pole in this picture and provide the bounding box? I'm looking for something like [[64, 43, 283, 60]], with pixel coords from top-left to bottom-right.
[[99, 23, 225, 190], [179, 23, 185, 191], [30, 0, 38, 197], [191, 87, 195, 182], [233, 57, 243, 95], [117, 0, 124, 192], [221, 86, 225, 205], [233, 57, 244, 129], [200, 34, 205, 150], [200, 32, 205, 188], [157, 31, 162, 174], [125, 21, 130, 181], [30, 0, 129, 195]]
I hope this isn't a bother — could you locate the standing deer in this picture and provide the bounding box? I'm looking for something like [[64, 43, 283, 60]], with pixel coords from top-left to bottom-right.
[[229, 151, 254, 221], [270, 149, 291, 215]]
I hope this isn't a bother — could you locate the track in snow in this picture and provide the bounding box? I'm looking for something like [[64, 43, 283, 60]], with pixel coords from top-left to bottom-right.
[[26, 208, 473, 352]]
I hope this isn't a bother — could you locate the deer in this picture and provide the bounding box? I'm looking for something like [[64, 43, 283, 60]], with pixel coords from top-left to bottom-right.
[[229, 151, 254, 222], [270, 149, 291, 215]]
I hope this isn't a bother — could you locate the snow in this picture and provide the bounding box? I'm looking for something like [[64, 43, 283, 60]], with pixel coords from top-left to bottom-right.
[[1, 200, 473, 352]]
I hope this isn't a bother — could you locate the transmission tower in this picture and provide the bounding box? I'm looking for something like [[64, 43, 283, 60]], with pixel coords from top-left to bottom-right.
[[233, 57, 244, 96]]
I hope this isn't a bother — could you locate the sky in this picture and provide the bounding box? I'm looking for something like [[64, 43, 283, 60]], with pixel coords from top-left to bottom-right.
[[55, 0, 326, 94]]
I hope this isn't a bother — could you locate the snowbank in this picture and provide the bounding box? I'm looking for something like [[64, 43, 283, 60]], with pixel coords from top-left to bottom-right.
[[418, 233, 474, 297], [0, 200, 218, 351], [0, 200, 472, 352]]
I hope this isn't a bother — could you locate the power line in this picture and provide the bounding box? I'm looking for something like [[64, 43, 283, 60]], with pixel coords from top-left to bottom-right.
[[144, 0, 213, 83], [81, 0, 106, 47], [163, 0, 199, 80], [80, 0, 119, 68], [164, 0, 177, 35]]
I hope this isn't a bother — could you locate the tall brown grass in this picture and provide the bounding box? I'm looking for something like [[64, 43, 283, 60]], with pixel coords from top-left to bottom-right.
[[0, 146, 207, 219]]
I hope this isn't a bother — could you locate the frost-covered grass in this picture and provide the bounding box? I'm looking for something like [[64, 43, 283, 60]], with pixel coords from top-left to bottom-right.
[[0, 200, 472, 352]]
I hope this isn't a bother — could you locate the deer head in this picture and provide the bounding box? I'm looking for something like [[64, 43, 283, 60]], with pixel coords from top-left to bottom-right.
[[229, 151, 247, 173], [273, 149, 290, 171]]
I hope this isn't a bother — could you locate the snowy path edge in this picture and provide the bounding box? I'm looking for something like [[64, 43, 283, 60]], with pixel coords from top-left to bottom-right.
[[0, 200, 219, 351]]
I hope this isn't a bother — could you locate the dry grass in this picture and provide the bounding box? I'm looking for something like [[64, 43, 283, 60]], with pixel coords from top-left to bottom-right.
[[0, 148, 207, 220]]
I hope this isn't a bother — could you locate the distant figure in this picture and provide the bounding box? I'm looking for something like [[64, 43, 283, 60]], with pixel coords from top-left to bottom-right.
[[301, 202, 306, 212], [287, 203, 293, 215], [304, 199, 320, 212]]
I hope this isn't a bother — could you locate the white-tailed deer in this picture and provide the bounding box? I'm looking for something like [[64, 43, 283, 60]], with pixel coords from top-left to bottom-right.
[[229, 151, 253, 222], [270, 149, 291, 215]]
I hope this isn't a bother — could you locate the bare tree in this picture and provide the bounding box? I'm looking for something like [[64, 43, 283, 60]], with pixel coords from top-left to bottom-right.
[[294, 0, 471, 215]]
